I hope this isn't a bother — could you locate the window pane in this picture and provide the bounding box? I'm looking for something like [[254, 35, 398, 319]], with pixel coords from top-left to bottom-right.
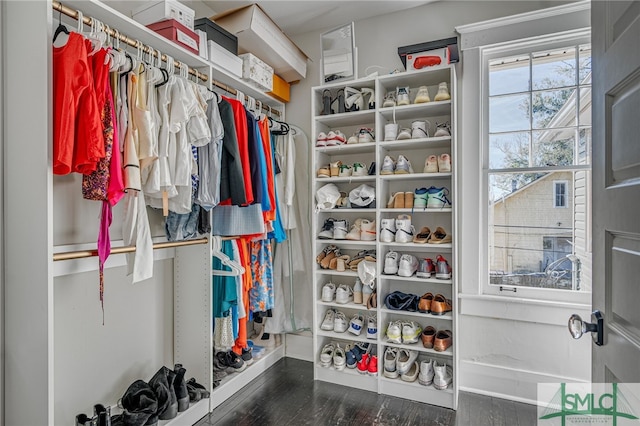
[[532, 129, 575, 166], [532, 47, 576, 90], [578, 127, 591, 165], [578, 87, 591, 126], [489, 55, 530, 96], [532, 89, 576, 129], [489, 132, 530, 169], [579, 44, 592, 83], [489, 172, 576, 289], [490, 94, 530, 132]]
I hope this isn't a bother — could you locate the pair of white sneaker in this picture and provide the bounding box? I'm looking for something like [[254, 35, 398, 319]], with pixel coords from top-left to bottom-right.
[[419, 359, 453, 389], [384, 251, 419, 277], [380, 215, 414, 244], [322, 282, 355, 304], [345, 218, 376, 241]]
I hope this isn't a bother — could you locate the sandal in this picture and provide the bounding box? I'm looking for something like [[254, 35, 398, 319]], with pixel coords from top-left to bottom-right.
[[329, 254, 351, 270], [413, 226, 432, 244], [367, 290, 377, 310], [344, 86, 363, 112], [316, 165, 330, 178], [316, 244, 337, 264], [428, 226, 452, 244], [321, 246, 341, 269], [330, 160, 342, 177], [321, 89, 333, 115]]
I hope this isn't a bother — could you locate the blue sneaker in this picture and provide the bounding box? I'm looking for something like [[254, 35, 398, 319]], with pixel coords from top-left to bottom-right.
[[426, 186, 451, 209]]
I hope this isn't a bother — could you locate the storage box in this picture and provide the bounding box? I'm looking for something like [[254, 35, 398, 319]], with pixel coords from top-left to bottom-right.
[[239, 53, 273, 91], [212, 4, 309, 82], [195, 29, 208, 60], [208, 40, 243, 78], [267, 74, 290, 103], [132, 0, 195, 30], [194, 18, 238, 55], [147, 19, 199, 55], [398, 37, 460, 72]]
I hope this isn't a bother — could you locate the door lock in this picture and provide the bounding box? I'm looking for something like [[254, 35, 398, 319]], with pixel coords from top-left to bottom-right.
[[568, 310, 603, 346]]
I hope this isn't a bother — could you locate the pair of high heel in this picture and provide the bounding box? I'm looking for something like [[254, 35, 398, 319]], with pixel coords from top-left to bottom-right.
[[76, 404, 110, 426], [321, 87, 375, 115]]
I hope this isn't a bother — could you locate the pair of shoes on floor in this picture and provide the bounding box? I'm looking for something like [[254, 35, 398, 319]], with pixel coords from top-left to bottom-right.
[[380, 154, 414, 175], [423, 153, 452, 173], [379, 215, 414, 244], [420, 326, 453, 351]]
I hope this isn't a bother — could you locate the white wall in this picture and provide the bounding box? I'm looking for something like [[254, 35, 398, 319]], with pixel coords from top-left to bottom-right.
[[288, 1, 591, 403]]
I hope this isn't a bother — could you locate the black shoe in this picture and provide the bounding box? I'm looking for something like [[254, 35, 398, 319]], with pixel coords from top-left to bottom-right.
[[241, 348, 254, 366], [94, 404, 111, 426], [173, 364, 190, 412], [225, 350, 246, 373], [76, 414, 95, 426], [321, 89, 333, 115], [368, 162, 376, 176], [120, 380, 157, 426], [187, 378, 210, 399], [148, 367, 178, 423]]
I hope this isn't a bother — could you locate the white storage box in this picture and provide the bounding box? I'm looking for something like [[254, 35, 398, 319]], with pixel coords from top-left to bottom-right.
[[212, 4, 309, 82], [239, 53, 273, 91], [208, 40, 243, 78], [132, 0, 195, 30]]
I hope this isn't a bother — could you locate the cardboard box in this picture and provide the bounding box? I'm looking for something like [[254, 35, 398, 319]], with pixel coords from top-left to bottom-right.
[[195, 18, 238, 55], [147, 19, 199, 55], [398, 37, 460, 72], [267, 74, 290, 103], [132, 0, 195, 30], [208, 40, 243, 78], [212, 4, 309, 82], [239, 53, 273, 91]]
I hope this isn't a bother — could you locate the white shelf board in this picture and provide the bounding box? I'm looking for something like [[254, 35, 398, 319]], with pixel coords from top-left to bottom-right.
[[315, 110, 376, 127], [380, 377, 454, 408], [318, 300, 371, 310], [379, 308, 453, 321], [315, 142, 376, 154], [377, 67, 453, 88], [317, 329, 371, 344], [210, 343, 285, 411], [379, 208, 452, 214], [381, 340, 454, 357], [313, 75, 377, 92], [379, 172, 452, 180], [315, 269, 359, 277], [160, 399, 209, 426], [378, 136, 452, 150], [315, 365, 378, 392], [380, 376, 454, 394], [315, 239, 376, 247], [316, 176, 376, 184], [378, 275, 453, 285], [316, 208, 377, 213], [379, 242, 453, 250], [378, 101, 451, 121]]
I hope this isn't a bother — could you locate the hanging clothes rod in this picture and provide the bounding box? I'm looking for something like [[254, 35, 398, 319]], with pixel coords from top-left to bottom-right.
[[51, 1, 281, 117], [53, 237, 239, 261]]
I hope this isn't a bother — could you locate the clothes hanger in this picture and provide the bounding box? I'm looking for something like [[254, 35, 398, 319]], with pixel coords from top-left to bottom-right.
[[52, 6, 69, 44], [211, 236, 245, 276]]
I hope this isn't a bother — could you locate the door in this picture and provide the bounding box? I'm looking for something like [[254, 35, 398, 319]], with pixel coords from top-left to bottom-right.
[[591, 0, 640, 384]]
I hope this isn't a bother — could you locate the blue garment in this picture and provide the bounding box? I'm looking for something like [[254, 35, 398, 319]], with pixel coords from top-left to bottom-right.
[[268, 134, 287, 242], [212, 240, 238, 317], [165, 203, 200, 241], [254, 121, 271, 212], [245, 110, 263, 204]]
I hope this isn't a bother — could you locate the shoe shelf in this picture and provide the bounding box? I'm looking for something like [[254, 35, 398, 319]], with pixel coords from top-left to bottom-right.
[[315, 110, 376, 127], [379, 308, 453, 322], [312, 64, 457, 410], [316, 176, 376, 183], [379, 172, 452, 180], [379, 242, 453, 250], [378, 136, 452, 150], [378, 275, 453, 285], [379, 207, 452, 214], [158, 399, 210, 426], [382, 341, 454, 357], [316, 142, 376, 154]]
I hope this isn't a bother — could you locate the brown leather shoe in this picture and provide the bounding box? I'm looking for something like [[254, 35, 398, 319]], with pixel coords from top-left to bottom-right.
[[434, 329, 453, 352], [430, 294, 452, 315], [421, 326, 436, 349], [418, 292, 433, 313]]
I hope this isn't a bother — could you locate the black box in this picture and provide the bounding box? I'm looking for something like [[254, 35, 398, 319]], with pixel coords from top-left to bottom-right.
[[194, 17, 238, 55], [398, 37, 459, 70]]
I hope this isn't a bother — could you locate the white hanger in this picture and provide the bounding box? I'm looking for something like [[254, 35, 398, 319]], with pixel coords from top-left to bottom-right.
[[211, 236, 245, 276]]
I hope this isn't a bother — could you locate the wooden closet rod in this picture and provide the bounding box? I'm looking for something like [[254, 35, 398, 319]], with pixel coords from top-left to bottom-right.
[[51, 1, 281, 117], [53, 237, 239, 261]]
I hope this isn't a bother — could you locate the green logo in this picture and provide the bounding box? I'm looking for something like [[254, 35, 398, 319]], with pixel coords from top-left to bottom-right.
[[539, 383, 639, 425]]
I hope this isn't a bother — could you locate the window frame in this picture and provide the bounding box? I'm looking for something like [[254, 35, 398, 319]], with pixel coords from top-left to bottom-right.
[[553, 180, 568, 208], [479, 30, 592, 304]]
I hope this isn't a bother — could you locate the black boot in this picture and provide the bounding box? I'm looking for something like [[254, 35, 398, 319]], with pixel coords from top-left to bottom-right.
[[119, 380, 157, 426], [94, 404, 111, 426], [148, 366, 177, 423], [76, 413, 95, 426], [173, 364, 190, 412], [187, 377, 210, 399]]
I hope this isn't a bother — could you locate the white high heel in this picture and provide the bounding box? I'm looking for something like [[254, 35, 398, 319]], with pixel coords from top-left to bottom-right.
[[361, 88, 375, 109], [344, 86, 363, 111]]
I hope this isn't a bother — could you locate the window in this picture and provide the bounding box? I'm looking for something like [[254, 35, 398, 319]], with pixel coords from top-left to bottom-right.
[[554, 181, 567, 208], [485, 37, 591, 294]]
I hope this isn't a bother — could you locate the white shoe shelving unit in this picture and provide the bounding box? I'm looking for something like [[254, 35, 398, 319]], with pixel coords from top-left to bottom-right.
[[311, 65, 458, 410]]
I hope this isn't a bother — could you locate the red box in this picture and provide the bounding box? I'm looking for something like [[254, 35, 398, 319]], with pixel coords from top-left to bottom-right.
[[147, 19, 200, 55]]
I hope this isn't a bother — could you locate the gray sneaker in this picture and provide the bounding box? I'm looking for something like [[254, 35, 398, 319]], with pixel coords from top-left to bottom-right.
[[394, 155, 414, 174], [381, 155, 395, 175]]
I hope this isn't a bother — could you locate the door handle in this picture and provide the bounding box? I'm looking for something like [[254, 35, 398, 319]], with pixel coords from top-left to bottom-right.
[[568, 310, 603, 346]]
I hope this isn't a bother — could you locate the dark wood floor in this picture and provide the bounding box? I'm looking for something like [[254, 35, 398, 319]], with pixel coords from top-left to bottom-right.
[[195, 358, 537, 426]]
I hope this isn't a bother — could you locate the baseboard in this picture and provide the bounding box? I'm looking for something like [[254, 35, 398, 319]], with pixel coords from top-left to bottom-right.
[[459, 360, 589, 404], [285, 333, 313, 362]]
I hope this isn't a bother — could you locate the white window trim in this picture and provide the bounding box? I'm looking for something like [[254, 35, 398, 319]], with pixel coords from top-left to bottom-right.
[[553, 180, 569, 208], [456, 2, 592, 311]]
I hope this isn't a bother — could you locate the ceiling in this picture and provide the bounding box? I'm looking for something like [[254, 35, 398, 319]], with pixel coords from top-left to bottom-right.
[[203, 1, 435, 35]]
